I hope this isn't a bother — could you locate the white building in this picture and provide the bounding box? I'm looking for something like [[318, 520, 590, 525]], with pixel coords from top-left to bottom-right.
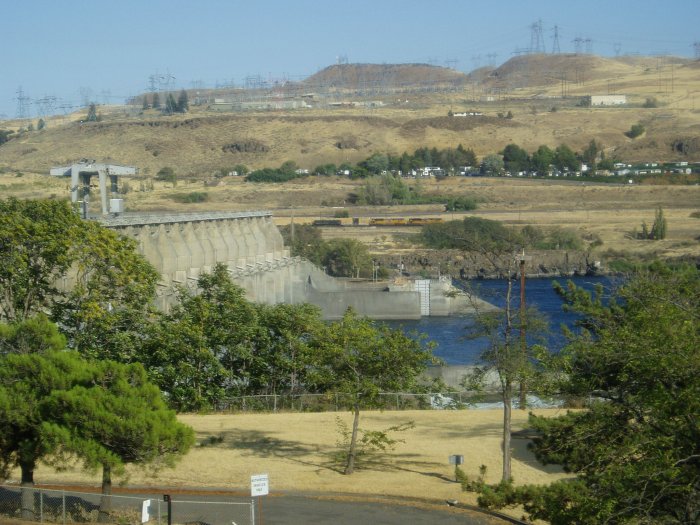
[[590, 95, 627, 106]]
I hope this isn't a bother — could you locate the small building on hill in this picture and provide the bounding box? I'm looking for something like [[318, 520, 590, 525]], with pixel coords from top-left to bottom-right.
[[589, 95, 627, 106]]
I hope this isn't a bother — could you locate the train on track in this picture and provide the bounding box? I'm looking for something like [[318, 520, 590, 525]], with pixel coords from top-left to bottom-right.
[[311, 217, 444, 227]]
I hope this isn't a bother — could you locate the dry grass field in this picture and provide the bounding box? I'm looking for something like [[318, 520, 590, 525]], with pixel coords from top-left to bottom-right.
[[17, 409, 569, 509], [2, 171, 697, 263]]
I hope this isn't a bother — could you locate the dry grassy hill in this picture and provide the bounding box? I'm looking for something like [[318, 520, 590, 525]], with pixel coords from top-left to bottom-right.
[[0, 54, 699, 177]]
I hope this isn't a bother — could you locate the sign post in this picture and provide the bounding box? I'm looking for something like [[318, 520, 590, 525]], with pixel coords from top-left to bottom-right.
[[250, 474, 269, 525], [449, 454, 464, 481]]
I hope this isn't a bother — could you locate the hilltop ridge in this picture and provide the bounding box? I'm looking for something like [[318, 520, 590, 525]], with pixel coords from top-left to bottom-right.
[[1, 54, 699, 177]]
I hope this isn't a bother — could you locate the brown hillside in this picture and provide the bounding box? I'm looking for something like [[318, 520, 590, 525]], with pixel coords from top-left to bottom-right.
[[304, 63, 468, 89], [1, 54, 699, 177]]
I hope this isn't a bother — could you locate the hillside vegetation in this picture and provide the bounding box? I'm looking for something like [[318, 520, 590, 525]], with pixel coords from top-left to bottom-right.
[[1, 54, 699, 178]]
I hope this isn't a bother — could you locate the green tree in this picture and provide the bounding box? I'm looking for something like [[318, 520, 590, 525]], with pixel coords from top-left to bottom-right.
[[360, 153, 390, 174], [481, 154, 504, 175], [86, 103, 98, 122], [0, 350, 96, 519], [0, 314, 66, 355], [52, 220, 159, 361], [318, 309, 434, 474], [0, 129, 14, 146], [48, 360, 194, 521], [141, 265, 260, 408], [233, 164, 249, 176], [476, 266, 700, 524], [464, 296, 549, 481], [177, 89, 189, 112], [165, 93, 178, 114], [0, 198, 159, 359], [553, 144, 580, 172], [626, 123, 645, 138], [501, 143, 530, 173], [581, 139, 599, 168], [279, 223, 325, 265], [156, 166, 177, 186], [0, 199, 83, 322], [651, 205, 667, 240], [530, 145, 555, 175], [142, 95, 150, 110], [152, 92, 161, 109], [253, 303, 326, 397], [37, 118, 46, 131], [322, 238, 372, 278]]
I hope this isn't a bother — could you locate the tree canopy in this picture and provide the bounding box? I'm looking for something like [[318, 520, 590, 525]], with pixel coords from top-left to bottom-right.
[[472, 265, 700, 524], [318, 309, 435, 474], [0, 198, 159, 361]]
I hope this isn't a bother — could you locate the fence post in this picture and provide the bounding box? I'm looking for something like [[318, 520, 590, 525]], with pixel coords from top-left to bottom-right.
[[250, 498, 255, 525], [62, 491, 66, 525], [39, 492, 43, 524], [163, 494, 172, 525]]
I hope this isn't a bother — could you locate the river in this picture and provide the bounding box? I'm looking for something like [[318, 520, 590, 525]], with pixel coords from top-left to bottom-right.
[[386, 275, 619, 365]]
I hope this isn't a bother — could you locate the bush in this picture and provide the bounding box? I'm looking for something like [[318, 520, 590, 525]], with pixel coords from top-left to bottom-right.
[[156, 167, 177, 186], [444, 196, 477, 211], [642, 97, 658, 108], [626, 123, 645, 139], [172, 192, 209, 203]]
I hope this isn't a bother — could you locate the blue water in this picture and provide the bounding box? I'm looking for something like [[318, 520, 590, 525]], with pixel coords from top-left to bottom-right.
[[385, 275, 617, 365]]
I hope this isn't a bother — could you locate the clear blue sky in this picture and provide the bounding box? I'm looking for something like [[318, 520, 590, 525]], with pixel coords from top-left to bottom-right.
[[2, 0, 698, 119]]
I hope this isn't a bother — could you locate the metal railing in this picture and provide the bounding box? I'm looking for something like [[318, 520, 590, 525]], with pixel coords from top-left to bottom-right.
[[0, 484, 254, 525]]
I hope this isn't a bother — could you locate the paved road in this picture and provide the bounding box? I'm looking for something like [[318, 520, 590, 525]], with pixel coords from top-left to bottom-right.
[[166, 492, 499, 525], [0, 485, 505, 525]]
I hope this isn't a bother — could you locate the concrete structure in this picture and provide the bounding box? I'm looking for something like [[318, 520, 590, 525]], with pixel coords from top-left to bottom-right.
[[50, 160, 136, 215], [98, 211, 481, 319], [589, 95, 627, 106]]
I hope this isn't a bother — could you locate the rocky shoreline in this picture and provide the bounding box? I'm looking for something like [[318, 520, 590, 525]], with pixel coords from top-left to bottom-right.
[[376, 248, 609, 281]]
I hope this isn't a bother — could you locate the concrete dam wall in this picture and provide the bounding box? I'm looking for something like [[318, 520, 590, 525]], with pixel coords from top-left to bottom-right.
[[100, 212, 490, 320]]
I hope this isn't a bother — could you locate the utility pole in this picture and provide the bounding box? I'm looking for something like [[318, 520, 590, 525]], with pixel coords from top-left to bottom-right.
[[517, 249, 532, 409]]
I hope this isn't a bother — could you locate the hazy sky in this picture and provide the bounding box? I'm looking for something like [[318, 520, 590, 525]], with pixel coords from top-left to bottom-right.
[[2, 0, 698, 119]]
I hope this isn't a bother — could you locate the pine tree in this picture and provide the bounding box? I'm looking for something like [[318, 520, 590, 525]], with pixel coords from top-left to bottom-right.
[[165, 93, 177, 114], [651, 206, 667, 240], [152, 92, 161, 109], [177, 89, 189, 113], [86, 103, 98, 122]]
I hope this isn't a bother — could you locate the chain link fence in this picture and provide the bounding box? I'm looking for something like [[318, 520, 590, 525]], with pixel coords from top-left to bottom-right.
[[213, 391, 483, 412], [0, 484, 254, 525]]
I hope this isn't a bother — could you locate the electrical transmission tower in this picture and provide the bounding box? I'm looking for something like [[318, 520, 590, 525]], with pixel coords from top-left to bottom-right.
[[572, 37, 584, 55], [694, 42, 700, 60], [16, 87, 31, 119], [486, 53, 498, 67], [530, 19, 544, 53], [444, 58, 458, 70], [551, 25, 561, 54], [585, 38, 593, 54], [614, 42, 622, 56], [35, 95, 57, 117]]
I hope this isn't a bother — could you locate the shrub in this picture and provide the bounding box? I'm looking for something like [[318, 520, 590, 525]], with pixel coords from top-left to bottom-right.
[[172, 192, 209, 203], [626, 123, 645, 139], [642, 97, 658, 108], [156, 167, 177, 186]]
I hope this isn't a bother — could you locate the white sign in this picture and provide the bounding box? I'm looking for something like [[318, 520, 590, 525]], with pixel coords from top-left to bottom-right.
[[251, 473, 269, 497], [141, 499, 152, 523]]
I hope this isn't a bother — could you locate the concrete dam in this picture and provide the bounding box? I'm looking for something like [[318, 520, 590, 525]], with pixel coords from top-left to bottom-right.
[[100, 211, 491, 320]]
